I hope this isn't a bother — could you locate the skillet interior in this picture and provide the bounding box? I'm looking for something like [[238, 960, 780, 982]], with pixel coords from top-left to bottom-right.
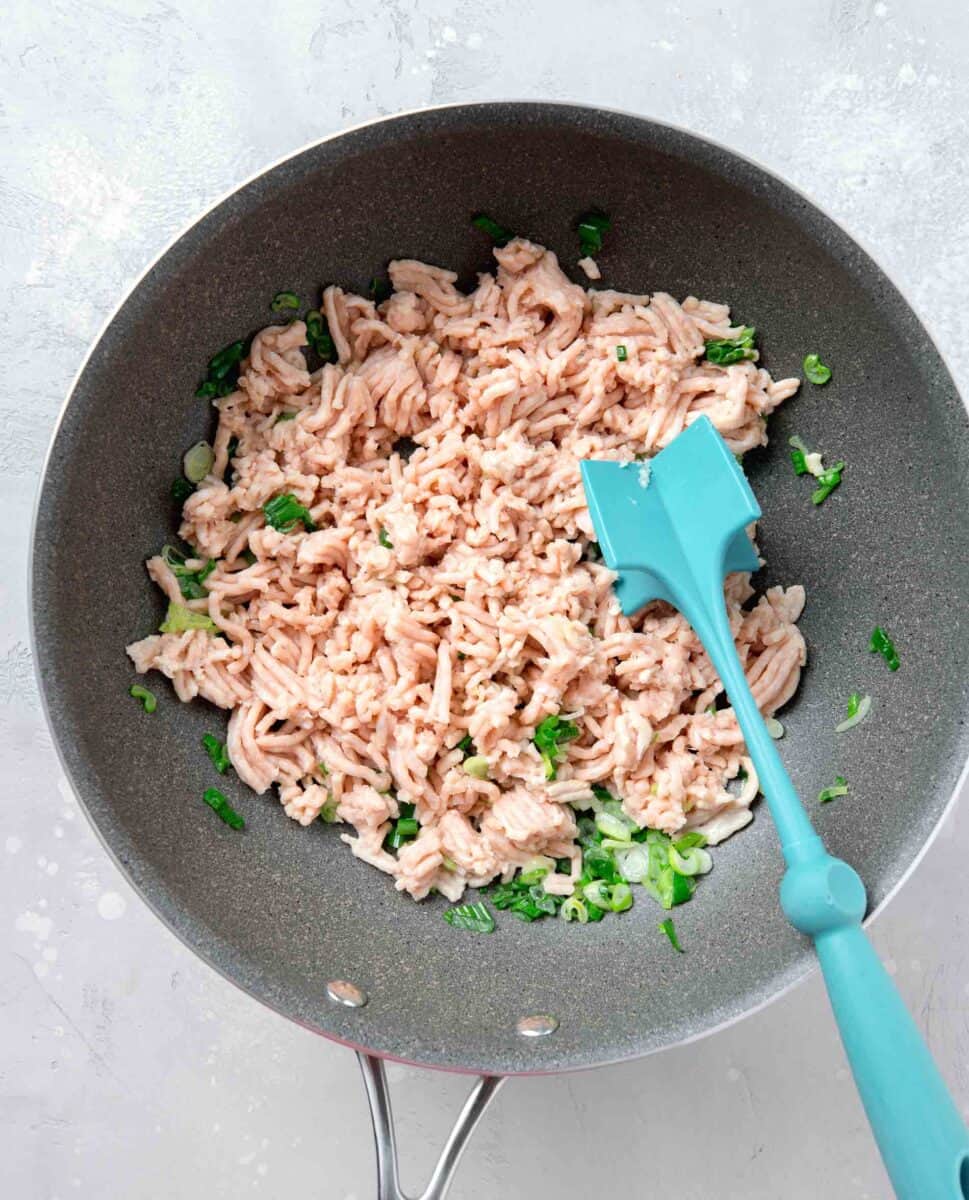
[[31, 103, 969, 1073]]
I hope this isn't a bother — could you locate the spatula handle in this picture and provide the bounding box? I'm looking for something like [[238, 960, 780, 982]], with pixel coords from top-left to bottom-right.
[[809, 919, 969, 1200], [685, 587, 969, 1200]]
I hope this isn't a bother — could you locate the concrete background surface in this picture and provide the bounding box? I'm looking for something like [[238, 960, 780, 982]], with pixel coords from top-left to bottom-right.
[[2, 1, 968, 1196]]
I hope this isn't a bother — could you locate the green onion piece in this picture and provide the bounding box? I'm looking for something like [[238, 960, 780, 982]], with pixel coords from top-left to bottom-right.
[[594, 808, 636, 842], [812, 461, 845, 505], [263, 493, 317, 533], [846, 692, 860, 718], [658, 917, 684, 952], [159, 603, 218, 635], [582, 880, 613, 911], [803, 353, 832, 385], [383, 802, 419, 852], [490, 875, 563, 922], [704, 326, 757, 366], [616, 344, 628, 362], [195, 380, 219, 399], [318, 798, 339, 823], [129, 684, 156, 713], [378, 527, 393, 549], [303, 309, 337, 362], [202, 787, 245, 829], [462, 755, 489, 780], [590, 783, 613, 803], [608, 882, 633, 913], [471, 213, 513, 246], [443, 901, 495, 933], [672, 831, 707, 852], [183, 441, 215, 484], [560, 895, 589, 923], [207, 340, 246, 381], [577, 210, 612, 258], [369, 276, 392, 305], [788, 434, 811, 476], [271, 290, 300, 313], [614, 844, 649, 883], [275, 411, 297, 423], [456, 733, 474, 757], [818, 775, 849, 804], [869, 626, 900, 671], [172, 477, 194, 505], [519, 856, 554, 885], [669, 845, 713, 877], [835, 693, 872, 734], [532, 713, 580, 781], [202, 733, 231, 775]]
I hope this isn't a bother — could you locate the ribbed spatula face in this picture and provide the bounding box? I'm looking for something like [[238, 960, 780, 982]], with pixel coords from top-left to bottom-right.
[[581, 417, 762, 614]]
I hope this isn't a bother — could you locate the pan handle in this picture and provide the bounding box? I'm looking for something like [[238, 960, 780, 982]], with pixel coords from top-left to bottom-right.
[[357, 1052, 505, 1200]]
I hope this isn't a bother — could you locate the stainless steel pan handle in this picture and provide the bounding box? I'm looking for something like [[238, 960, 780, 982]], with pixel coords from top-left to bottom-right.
[[357, 1052, 505, 1200]]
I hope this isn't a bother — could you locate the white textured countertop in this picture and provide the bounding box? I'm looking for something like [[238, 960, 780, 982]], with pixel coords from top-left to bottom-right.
[[3, 2, 968, 1197]]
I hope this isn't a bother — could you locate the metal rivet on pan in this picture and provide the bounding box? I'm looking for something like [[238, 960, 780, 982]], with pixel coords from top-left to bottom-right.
[[516, 1013, 558, 1038], [326, 980, 368, 1008]]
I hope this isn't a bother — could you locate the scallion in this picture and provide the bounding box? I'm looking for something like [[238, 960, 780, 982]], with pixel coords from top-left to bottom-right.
[[471, 213, 513, 246], [271, 290, 300, 313], [443, 900, 495, 933], [577, 210, 612, 258], [304, 309, 337, 362], [560, 895, 589, 923], [532, 713, 580, 781], [378, 527, 393, 549], [263, 493, 316, 534], [159, 603, 218, 635], [704, 326, 757, 366], [129, 684, 156, 713], [616, 344, 628, 362], [203, 787, 245, 829], [803, 353, 832, 385], [202, 733, 231, 775], [835, 692, 872, 734], [462, 755, 489, 780], [869, 626, 900, 671], [383, 802, 419, 852], [658, 917, 684, 952], [172, 477, 194, 505], [812, 461, 845, 505], [818, 775, 849, 804]]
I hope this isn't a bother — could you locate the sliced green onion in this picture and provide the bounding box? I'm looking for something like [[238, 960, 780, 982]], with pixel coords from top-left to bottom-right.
[[207, 340, 246, 381], [594, 809, 636, 842], [443, 900, 495, 933], [275, 411, 297, 423], [202, 787, 245, 829], [818, 775, 849, 804], [369, 276, 392, 305], [560, 895, 589, 923], [271, 290, 300, 312], [788, 434, 810, 476], [195, 380, 218, 399], [765, 716, 784, 739], [383, 802, 419, 852], [669, 845, 713, 877], [614, 844, 650, 883], [202, 733, 231, 774], [705, 326, 757, 366], [318, 797, 339, 823], [159, 602, 218, 635], [462, 755, 489, 780], [532, 713, 580, 781], [577, 210, 612, 258], [836, 693, 871, 734], [812, 461, 845, 505], [519, 856, 554, 885], [183, 441, 215, 484], [304, 309, 337, 362], [263, 493, 316, 533], [869, 626, 900, 671], [608, 882, 633, 912], [803, 353, 832, 385], [456, 733, 474, 757], [590, 783, 613, 804], [616, 344, 628, 362], [471, 213, 513, 246], [129, 684, 156, 713], [672, 831, 707, 853], [658, 917, 684, 952], [378, 527, 393, 549], [172, 477, 194, 505], [582, 880, 613, 911]]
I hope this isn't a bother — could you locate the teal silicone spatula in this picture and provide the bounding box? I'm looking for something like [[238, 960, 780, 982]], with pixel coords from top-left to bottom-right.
[[581, 415, 969, 1200]]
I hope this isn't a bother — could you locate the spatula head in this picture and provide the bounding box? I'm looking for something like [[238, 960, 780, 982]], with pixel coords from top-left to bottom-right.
[[580, 415, 762, 616]]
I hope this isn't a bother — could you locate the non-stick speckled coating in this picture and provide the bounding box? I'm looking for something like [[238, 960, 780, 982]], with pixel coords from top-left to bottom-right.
[[32, 104, 969, 1074]]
